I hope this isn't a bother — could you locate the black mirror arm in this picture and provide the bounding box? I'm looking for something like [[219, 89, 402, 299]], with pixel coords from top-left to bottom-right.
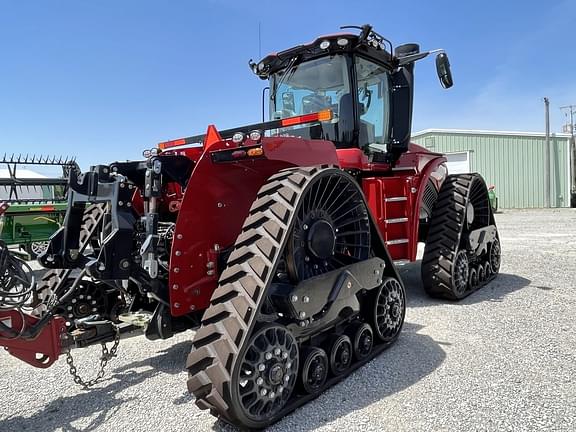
[[397, 51, 430, 66], [397, 48, 452, 66]]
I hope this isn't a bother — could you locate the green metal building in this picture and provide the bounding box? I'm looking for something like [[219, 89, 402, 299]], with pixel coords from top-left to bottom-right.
[[411, 129, 574, 209]]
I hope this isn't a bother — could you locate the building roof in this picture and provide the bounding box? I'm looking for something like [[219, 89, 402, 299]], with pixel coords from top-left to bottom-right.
[[412, 128, 572, 139]]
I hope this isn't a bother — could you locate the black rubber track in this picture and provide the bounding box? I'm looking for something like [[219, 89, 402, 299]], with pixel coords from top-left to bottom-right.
[[35, 204, 106, 306], [186, 166, 404, 429], [421, 174, 499, 300]]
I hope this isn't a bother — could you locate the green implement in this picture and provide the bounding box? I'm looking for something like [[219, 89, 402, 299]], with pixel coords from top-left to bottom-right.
[[0, 154, 77, 258], [0, 202, 67, 258]]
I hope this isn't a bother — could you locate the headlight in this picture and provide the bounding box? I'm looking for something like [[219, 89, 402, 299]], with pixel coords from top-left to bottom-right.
[[232, 132, 246, 144], [249, 130, 262, 141]]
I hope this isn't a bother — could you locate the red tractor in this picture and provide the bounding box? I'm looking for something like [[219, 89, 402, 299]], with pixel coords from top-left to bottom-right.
[[0, 25, 500, 429]]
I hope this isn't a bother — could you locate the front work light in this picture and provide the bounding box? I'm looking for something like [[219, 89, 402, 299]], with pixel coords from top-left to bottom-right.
[[232, 132, 246, 144], [249, 130, 262, 141]]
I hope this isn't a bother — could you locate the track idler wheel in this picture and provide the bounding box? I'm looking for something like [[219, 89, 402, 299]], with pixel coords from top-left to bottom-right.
[[372, 277, 405, 344], [328, 334, 353, 376], [231, 324, 299, 427], [489, 238, 501, 275], [349, 323, 374, 361], [452, 250, 470, 297], [299, 347, 329, 394]]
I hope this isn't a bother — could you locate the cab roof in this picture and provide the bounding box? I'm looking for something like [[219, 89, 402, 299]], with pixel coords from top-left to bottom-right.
[[253, 31, 395, 79]]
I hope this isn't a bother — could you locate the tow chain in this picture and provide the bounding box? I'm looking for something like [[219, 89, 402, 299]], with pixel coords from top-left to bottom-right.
[[65, 325, 121, 388]]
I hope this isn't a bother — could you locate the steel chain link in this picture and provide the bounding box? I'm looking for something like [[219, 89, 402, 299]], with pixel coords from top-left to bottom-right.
[[65, 325, 120, 388]]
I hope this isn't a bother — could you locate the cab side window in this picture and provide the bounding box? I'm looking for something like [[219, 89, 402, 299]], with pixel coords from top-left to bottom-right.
[[355, 57, 390, 152]]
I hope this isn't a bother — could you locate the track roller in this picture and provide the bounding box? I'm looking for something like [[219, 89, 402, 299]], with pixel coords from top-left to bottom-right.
[[478, 264, 486, 283], [299, 347, 329, 394], [349, 323, 374, 361], [469, 267, 478, 290], [328, 334, 353, 376], [483, 261, 491, 279]]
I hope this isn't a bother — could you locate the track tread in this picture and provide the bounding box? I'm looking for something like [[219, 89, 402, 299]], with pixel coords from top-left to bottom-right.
[[421, 174, 498, 300]]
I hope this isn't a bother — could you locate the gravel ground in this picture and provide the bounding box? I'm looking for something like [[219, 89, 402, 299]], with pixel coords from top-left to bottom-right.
[[1, 209, 575, 432]]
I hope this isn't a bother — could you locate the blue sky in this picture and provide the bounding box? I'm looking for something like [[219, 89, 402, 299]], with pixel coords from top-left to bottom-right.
[[0, 0, 574, 169]]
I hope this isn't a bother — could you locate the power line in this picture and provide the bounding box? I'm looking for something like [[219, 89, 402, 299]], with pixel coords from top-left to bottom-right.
[[560, 105, 576, 136], [560, 104, 576, 207]]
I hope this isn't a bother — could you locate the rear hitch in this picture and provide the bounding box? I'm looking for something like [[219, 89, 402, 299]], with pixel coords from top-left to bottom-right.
[[71, 315, 142, 348], [0, 310, 67, 368]]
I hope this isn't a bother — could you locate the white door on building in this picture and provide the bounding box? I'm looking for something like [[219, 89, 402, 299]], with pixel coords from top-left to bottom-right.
[[445, 151, 471, 174]]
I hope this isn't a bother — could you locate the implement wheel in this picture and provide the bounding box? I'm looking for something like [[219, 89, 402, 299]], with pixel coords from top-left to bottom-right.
[[25, 241, 50, 259]]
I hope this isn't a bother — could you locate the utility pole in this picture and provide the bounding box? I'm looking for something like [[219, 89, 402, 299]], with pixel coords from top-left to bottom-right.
[[560, 104, 576, 207], [544, 97, 550, 208]]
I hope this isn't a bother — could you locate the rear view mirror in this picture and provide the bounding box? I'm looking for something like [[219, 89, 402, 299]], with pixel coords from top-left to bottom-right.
[[435, 53, 453, 89]]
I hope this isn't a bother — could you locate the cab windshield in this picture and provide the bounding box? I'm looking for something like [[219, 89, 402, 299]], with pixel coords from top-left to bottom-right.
[[270, 55, 352, 147]]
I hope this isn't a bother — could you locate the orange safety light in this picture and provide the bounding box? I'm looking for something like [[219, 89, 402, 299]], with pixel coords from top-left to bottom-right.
[[158, 138, 186, 151], [280, 109, 333, 127], [158, 109, 332, 153], [247, 147, 264, 157]]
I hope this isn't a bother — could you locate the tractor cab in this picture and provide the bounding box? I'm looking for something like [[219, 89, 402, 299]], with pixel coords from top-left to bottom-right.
[[252, 25, 453, 165]]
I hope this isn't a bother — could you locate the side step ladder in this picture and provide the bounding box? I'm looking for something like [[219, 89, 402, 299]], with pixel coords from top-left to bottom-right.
[[382, 178, 413, 262]]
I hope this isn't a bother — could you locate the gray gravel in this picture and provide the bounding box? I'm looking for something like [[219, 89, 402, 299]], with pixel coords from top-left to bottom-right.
[[1, 209, 575, 432]]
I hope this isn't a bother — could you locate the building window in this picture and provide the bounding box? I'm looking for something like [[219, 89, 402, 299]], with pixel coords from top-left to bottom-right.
[[424, 137, 436, 149]]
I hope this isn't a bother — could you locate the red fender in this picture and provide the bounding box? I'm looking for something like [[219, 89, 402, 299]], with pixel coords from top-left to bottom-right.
[[168, 130, 339, 316]]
